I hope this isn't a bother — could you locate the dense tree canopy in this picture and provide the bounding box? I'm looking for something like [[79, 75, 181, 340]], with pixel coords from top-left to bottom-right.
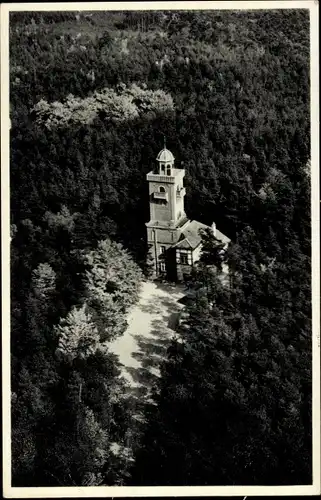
[[10, 9, 311, 486], [131, 225, 311, 485]]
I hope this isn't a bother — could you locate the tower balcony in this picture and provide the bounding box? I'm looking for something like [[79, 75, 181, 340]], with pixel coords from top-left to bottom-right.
[[176, 187, 186, 198], [147, 172, 175, 184], [153, 191, 168, 201]]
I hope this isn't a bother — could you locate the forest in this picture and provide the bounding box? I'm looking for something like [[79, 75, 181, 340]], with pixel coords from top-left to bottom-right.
[[9, 9, 311, 486]]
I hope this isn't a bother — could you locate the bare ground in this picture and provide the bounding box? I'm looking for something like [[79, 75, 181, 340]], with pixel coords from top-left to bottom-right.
[[110, 280, 185, 398], [109, 279, 186, 456]]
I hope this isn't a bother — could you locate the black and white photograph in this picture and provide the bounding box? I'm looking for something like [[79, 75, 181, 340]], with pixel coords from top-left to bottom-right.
[[1, 1, 320, 496]]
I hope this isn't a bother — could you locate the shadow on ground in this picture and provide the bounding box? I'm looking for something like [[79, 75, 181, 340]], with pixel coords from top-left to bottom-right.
[[138, 293, 182, 317], [124, 308, 182, 396], [154, 280, 186, 296], [113, 281, 186, 444]]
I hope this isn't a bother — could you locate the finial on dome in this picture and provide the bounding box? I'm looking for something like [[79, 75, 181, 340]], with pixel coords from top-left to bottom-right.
[[164, 135, 166, 150]]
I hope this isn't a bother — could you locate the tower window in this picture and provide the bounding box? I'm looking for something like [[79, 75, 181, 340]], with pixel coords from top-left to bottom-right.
[[159, 186, 165, 193]]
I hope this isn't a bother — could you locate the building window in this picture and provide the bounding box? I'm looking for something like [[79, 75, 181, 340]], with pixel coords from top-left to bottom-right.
[[176, 250, 192, 265], [180, 253, 189, 265], [159, 262, 166, 272], [159, 186, 165, 193]]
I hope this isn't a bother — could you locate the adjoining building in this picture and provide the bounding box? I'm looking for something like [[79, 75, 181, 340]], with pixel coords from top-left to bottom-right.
[[146, 146, 230, 281]]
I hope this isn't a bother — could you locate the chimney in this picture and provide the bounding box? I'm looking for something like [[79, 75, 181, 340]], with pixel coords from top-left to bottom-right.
[[211, 222, 217, 237]]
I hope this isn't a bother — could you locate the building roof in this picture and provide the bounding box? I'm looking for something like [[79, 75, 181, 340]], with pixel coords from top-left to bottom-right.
[[156, 148, 175, 163], [173, 237, 193, 249], [182, 220, 208, 249], [173, 219, 231, 251], [215, 229, 231, 246]]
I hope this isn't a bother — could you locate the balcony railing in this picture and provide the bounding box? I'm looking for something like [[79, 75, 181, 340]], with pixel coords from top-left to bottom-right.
[[147, 173, 175, 183], [153, 191, 168, 201]]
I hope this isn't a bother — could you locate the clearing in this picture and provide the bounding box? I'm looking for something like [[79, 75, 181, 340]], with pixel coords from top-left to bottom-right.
[[110, 280, 185, 416]]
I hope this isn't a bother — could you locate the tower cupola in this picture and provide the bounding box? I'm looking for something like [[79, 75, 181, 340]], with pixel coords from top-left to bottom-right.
[[156, 148, 175, 163], [155, 140, 175, 176]]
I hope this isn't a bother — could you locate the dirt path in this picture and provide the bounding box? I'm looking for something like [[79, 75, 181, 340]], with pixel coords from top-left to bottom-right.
[[110, 280, 185, 401], [109, 280, 187, 463]]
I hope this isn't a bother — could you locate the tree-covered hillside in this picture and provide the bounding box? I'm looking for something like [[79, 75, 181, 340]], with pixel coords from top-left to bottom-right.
[[10, 9, 311, 486]]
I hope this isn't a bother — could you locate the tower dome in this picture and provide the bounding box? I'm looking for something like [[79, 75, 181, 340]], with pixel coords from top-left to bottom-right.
[[156, 148, 175, 163]]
